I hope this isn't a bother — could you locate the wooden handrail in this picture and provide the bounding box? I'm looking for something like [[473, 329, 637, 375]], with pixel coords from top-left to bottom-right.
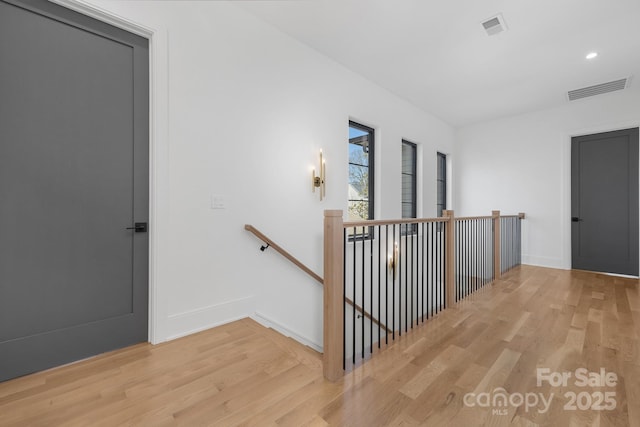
[[344, 213, 524, 228], [343, 217, 447, 227], [244, 224, 391, 334], [345, 297, 391, 333], [455, 215, 493, 221], [245, 224, 323, 284], [455, 213, 525, 221], [502, 213, 526, 219]]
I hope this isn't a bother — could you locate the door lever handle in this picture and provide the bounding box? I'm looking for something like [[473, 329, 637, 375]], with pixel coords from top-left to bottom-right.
[[126, 222, 148, 232], [571, 217, 583, 222]]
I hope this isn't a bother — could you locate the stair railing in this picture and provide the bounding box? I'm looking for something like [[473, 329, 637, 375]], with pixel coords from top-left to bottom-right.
[[244, 225, 390, 335], [323, 209, 525, 381]]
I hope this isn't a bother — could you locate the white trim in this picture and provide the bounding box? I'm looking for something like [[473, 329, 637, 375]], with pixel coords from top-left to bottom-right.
[[147, 28, 170, 345], [415, 141, 424, 218], [48, 0, 169, 344], [522, 255, 566, 270], [251, 312, 323, 353], [46, 0, 153, 37], [166, 296, 258, 341]]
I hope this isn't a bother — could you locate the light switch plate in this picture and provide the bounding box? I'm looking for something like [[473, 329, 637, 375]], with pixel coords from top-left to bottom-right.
[[211, 195, 226, 209]]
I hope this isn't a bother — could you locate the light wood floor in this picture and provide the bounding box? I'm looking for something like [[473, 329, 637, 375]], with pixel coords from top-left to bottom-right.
[[1, 265, 639, 426]]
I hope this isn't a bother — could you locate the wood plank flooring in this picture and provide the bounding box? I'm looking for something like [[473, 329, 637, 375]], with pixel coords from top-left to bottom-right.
[[1, 265, 639, 426]]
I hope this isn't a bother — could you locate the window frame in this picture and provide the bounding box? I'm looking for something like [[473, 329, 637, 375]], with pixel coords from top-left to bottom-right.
[[348, 121, 375, 239], [401, 140, 418, 235], [436, 152, 447, 218]]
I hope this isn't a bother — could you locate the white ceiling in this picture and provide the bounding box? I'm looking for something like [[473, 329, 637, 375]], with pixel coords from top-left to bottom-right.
[[238, 0, 640, 127]]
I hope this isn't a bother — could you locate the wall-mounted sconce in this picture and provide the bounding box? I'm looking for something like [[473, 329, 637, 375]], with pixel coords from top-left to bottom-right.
[[312, 150, 326, 200], [388, 242, 398, 277]]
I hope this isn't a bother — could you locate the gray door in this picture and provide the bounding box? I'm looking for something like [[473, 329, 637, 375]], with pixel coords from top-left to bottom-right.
[[0, 0, 149, 381], [571, 128, 639, 276]]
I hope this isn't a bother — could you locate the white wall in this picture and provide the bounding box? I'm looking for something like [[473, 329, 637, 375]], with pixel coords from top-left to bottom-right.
[[455, 85, 640, 269], [74, 0, 454, 349]]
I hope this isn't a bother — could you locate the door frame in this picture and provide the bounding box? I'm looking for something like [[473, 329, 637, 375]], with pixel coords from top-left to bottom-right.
[[49, 0, 169, 343], [562, 120, 640, 275]]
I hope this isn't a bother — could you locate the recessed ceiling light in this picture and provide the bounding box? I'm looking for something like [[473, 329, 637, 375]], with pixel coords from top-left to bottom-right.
[[586, 52, 598, 59]]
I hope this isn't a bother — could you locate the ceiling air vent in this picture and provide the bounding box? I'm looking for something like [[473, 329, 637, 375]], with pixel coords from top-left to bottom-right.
[[482, 14, 507, 36], [568, 77, 631, 101]]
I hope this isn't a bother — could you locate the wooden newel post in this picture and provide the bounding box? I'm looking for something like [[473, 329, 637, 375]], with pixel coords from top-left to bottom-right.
[[492, 210, 501, 280], [323, 210, 344, 382], [442, 210, 455, 308]]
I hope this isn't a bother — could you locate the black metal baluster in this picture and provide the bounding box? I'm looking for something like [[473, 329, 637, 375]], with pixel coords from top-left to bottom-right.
[[509, 218, 512, 271], [370, 225, 374, 354], [437, 221, 440, 312], [470, 219, 473, 293], [487, 219, 490, 284], [454, 221, 457, 302], [431, 222, 435, 314], [428, 223, 432, 315], [485, 219, 488, 287], [508, 218, 512, 270], [492, 220, 495, 282], [440, 223, 449, 308], [461, 219, 469, 298], [440, 223, 450, 310], [472, 219, 475, 293], [377, 225, 381, 349], [361, 227, 365, 359], [404, 224, 408, 333], [352, 227, 356, 366], [501, 218, 504, 273], [416, 223, 420, 323], [476, 219, 479, 291], [398, 225, 403, 337], [484, 219, 487, 286], [410, 223, 414, 328], [385, 224, 389, 345], [463, 220, 466, 298], [480, 219, 484, 288], [515, 218, 518, 268], [343, 228, 346, 370], [469, 220, 472, 294], [421, 222, 425, 322], [457, 221, 460, 301], [500, 218, 507, 273], [477, 220, 480, 290], [459, 220, 462, 299], [437, 222, 440, 308], [472, 219, 476, 292], [392, 224, 396, 340]]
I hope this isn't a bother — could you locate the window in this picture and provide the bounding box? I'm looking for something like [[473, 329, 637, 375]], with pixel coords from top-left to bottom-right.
[[348, 121, 374, 223], [402, 140, 418, 235], [437, 152, 447, 217], [401, 140, 417, 219]]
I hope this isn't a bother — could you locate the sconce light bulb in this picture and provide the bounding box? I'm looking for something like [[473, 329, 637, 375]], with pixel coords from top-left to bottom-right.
[[312, 149, 326, 200]]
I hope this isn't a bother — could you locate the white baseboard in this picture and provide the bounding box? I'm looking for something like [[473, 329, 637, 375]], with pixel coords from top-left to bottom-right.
[[165, 295, 257, 341], [251, 311, 323, 353], [522, 254, 567, 269]]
